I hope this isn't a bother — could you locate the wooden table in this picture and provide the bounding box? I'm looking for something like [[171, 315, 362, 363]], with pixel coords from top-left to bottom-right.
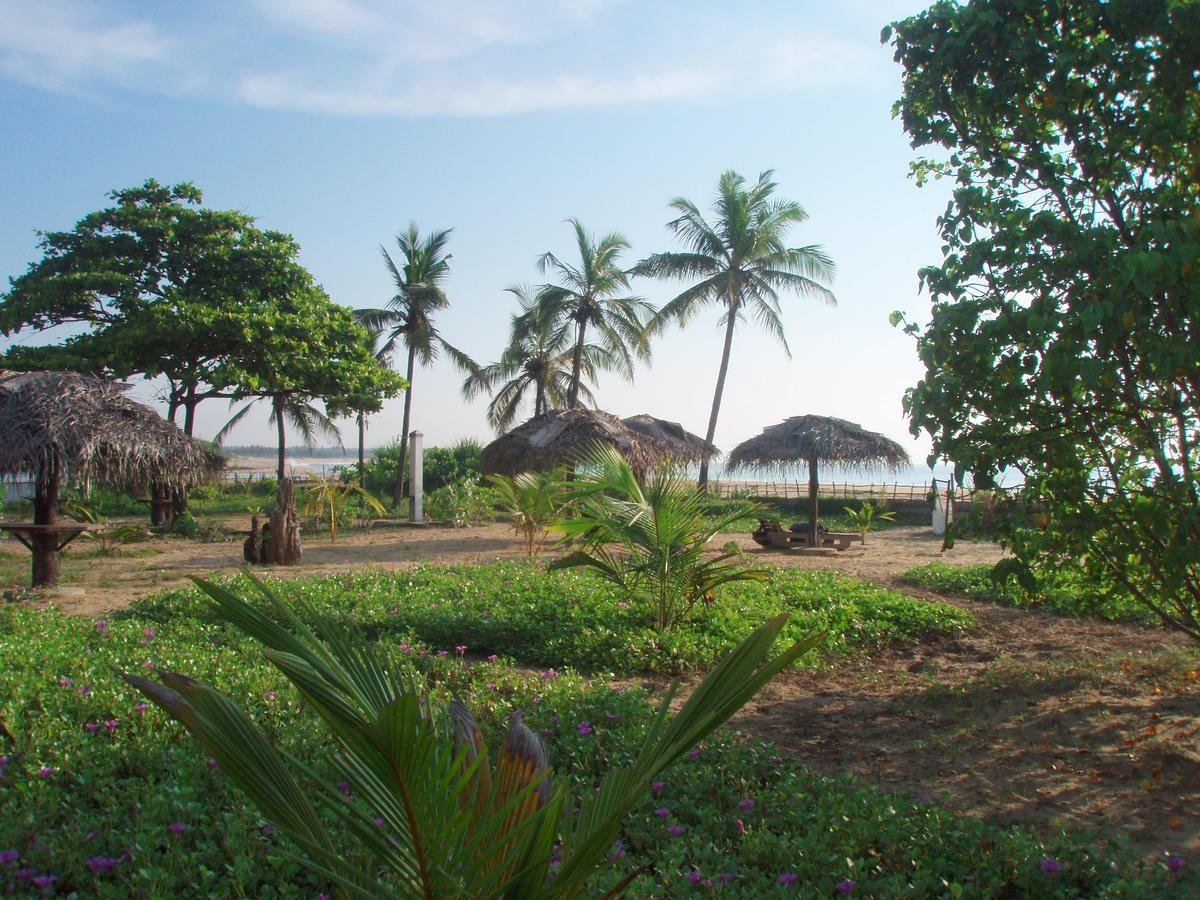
[[0, 522, 99, 552]]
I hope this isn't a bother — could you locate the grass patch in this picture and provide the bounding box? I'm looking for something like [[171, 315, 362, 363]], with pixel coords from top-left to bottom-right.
[[708, 497, 928, 535], [0, 599, 1189, 897], [900, 563, 1158, 625], [127, 563, 974, 675]]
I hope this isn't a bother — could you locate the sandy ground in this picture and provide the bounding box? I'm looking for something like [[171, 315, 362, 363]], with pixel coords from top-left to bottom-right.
[[2, 523, 1005, 617]]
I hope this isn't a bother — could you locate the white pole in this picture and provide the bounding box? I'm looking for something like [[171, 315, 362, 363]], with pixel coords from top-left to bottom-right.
[[409, 431, 424, 524]]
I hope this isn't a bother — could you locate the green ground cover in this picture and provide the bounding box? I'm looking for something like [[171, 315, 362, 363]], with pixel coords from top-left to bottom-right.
[[0, 592, 1188, 897], [900, 563, 1158, 625], [130, 563, 974, 675]]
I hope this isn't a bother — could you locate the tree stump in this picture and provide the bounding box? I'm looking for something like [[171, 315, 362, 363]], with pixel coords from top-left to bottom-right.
[[243, 515, 263, 563], [269, 477, 302, 566]]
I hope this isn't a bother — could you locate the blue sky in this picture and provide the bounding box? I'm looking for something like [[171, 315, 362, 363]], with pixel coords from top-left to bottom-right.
[[0, 0, 952, 470]]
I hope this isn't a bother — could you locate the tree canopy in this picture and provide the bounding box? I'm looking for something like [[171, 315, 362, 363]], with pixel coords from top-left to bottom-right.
[[888, 0, 1200, 637]]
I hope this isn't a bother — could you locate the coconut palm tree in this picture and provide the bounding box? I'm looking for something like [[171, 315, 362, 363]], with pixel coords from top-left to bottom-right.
[[536, 219, 654, 408], [463, 285, 612, 432], [215, 392, 341, 482], [357, 223, 476, 506], [634, 170, 837, 489]]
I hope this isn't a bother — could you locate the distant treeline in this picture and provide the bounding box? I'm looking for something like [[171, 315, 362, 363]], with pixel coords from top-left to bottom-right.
[[224, 445, 370, 459]]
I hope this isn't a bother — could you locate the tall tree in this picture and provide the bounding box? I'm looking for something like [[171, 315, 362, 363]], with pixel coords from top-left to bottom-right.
[[357, 224, 474, 506], [887, 0, 1200, 638], [635, 171, 836, 489], [536, 219, 654, 409], [462, 285, 609, 432]]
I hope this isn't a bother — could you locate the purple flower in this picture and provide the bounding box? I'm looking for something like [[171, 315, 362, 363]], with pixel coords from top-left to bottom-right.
[[373, 818, 385, 827], [1039, 859, 1063, 875], [263, 690, 278, 700], [103, 719, 119, 731], [32, 874, 57, 892], [687, 749, 700, 759], [605, 713, 620, 722], [718, 872, 737, 884], [15, 868, 36, 881], [915, 794, 931, 804], [667, 825, 684, 838], [610, 684, 625, 692], [143, 627, 156, 640], [486, 683, 498, 691], [57, 677, 72, 687], [84, 856, 120, 875], [455, 645, 467, 655], [608, 840, 625, 861], [835, 880, 856, 895], [168, 822, 188, 835], [388, 608, 398, 616], [79, 685, 92, 696], [540, 669, 559, 681], [0, 849, 18, 865], [436, 650, 449, 657], [486, 654, 498, 662], [735, 819, 745, 835], [134, 703, 149, 716], [207, 758, 219, 769], [576, 721, 593, 736], [651, 781, 665, 796], [1166, 856, 1185, 874], [777, 872, 798, 886], [654, 807, 670, 818], [739, 798, 754, 811], [481, 611, 493, 619], [616, 601, 627, 608], [336, 781, 351, 795], [85, 723, 101, 734], [399, 644, 411, 652], [37, 767, 56, 779], [94, 620, 108, 633], [687, 870, 703, 884]]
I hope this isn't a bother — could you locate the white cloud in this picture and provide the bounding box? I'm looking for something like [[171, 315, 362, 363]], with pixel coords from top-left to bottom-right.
[[0, 0, 172, 92]]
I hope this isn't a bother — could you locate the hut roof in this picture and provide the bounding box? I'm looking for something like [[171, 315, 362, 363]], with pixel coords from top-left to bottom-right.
[[621, 414, 719, 463], [480, 408, 678, 476], [0, 369, 223, 488], [725, 415, 910, 473]]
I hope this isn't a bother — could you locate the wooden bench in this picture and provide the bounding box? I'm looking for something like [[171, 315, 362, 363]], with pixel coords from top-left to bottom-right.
[[751, 519, 856, 552]]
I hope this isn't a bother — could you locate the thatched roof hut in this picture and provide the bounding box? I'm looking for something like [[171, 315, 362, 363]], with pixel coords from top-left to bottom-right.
[[0, 369, 221, 586], [480, 408, 678, 476], [622, 414, 719, 465], [726, 415, 910, 546]]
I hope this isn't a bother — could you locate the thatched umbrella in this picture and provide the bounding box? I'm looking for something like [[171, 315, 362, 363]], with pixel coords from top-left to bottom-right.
[[0, 370, 220, 587], [725, 415, 910, 546], [622, 414, 719, 466], [480, 408, 678, 476]]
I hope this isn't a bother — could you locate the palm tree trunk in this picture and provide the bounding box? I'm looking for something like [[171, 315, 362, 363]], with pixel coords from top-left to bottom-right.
[[31, 463, 60, 588], [699, 305, 739, 491], [357, 411, 366, 489], [393, 345, 417, 507], [808, 454, 820, 547], [275, 397, 287, 482], [567, 319, 587, 409], [535, 378, 546, 417]]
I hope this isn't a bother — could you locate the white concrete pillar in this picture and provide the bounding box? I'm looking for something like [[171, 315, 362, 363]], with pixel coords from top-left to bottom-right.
[[409, 431, 424, 523]]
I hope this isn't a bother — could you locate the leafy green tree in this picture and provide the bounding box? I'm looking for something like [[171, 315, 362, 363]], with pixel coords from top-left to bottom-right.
[[124, 574, 821, 897], [357, 224, 476, 506], [0, 180, 291, 436], [635, 171, 836, 489], [887, 0, 1200, 639], [215, 281, 405, 482], [551, 444, 767, 631], [536, 219, 654, 409], [463, 286, 608, 432]]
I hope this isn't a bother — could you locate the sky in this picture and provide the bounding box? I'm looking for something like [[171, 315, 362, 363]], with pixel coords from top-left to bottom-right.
[[0, 0, 954, 473]]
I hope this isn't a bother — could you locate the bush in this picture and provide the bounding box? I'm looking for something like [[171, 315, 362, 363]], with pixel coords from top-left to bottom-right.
[[426, 476, 498, 527], [900, 563, 1158, 625], [342, 438, 483, 501], [0, 597, 1189, 898]]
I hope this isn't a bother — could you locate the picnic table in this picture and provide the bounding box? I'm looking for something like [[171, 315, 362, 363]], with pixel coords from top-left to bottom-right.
[[0, 521, 99, 552]]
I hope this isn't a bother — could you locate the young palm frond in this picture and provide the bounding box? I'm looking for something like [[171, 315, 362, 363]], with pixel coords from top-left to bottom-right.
[[551, 444, 768, 631], [487, 469, 568, 555], [632, 170, 837, 488], [124, 572, 823, 898]]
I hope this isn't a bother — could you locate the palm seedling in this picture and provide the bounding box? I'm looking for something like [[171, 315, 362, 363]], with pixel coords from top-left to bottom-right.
[[487, 469, 567, 556], [123, 573, 823, 898], [301, 475, 387, 541]]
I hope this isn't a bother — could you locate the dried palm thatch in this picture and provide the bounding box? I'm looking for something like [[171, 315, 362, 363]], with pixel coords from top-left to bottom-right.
[[725, 415, 910, 474], [725, 416, 910, 547], [622, 414, 719, 464], [0, 369, 220, 490], [480, 408, 677, 476], [0, 369, 222, 587]]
